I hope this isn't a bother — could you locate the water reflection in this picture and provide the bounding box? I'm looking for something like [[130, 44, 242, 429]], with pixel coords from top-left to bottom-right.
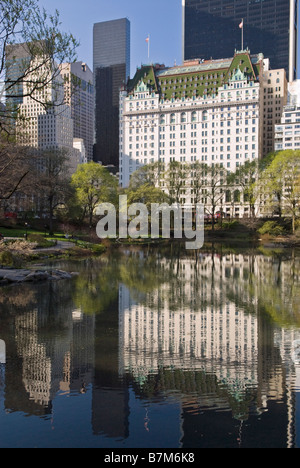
[[0, 246, 300, 448]]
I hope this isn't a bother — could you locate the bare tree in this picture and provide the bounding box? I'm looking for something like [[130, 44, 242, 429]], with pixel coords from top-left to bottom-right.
[[203, 164, 226, 231], [34, 148, 72, 235], [0, 141, 33, 202], [0, 0, 79, 202], [1, 0, 78, 133]]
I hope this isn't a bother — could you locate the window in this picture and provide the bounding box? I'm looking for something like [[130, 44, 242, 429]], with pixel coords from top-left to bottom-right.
[[181, 112, 186, 123]]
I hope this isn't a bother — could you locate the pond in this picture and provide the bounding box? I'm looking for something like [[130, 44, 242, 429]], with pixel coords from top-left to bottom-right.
[[0, 245, 300, 448]]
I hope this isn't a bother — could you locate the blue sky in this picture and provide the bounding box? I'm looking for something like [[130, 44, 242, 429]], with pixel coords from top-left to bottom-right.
[[38, 0, 183, 75], [39, 0, 299, 79]]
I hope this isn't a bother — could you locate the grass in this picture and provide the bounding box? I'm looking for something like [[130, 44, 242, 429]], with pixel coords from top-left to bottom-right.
[[0, 226, 65, 240]]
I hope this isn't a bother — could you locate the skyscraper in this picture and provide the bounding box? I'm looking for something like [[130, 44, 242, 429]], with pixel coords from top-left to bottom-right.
[[6, 43, 81, 175], [183, 0, 298, 82], [60, 61, 94, 162], [93, 18, 130, 168]]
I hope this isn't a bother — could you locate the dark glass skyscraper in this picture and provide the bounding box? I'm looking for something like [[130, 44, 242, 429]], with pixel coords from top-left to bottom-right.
[[93, 18, 130, 167], [183, 0, 298, 81]]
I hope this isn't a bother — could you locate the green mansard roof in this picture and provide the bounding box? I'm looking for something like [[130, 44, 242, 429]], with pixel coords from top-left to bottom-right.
[[127, 65, 158, 94], [127, 51, 263, 101]]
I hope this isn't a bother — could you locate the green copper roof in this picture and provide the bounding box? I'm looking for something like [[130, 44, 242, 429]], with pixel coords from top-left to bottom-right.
[[127, 52, 262, 101], [127, 65, 158, 94]]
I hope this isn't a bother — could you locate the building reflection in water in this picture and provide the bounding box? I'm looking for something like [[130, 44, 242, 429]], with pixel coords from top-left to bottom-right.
[[118, 252, 300, 447], [1, 281, 95, 417], [0, 250, 300, 447]]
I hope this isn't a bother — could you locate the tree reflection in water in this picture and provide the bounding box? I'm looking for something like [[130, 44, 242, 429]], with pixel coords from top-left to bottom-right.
[[0, 245, 299, 447]]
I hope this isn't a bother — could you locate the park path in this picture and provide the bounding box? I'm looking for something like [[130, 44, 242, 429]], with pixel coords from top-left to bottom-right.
[[2, 237, 75, 252], [33, 240, 75, 252]]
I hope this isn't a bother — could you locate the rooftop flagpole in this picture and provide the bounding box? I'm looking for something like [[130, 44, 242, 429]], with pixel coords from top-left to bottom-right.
[[239, 19, 244, 50], [146, 35, 150, 61]]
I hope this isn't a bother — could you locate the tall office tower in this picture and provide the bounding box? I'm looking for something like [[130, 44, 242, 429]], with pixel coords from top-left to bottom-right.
[[5, 42, 39, 132], [93, 18, 130, 168], [15, 56, 72, 150], [183, 0, 298, 82], [6, 44, 80, 174], [60, 62, 94, 162]]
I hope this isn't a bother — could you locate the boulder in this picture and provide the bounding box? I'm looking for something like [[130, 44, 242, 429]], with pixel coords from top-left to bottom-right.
[[0, 268, 77, 285]]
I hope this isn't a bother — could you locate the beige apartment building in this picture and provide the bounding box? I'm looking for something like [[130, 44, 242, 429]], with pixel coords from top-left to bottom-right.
[[60, 62, 94, 162], [261, 68, 288, 156]]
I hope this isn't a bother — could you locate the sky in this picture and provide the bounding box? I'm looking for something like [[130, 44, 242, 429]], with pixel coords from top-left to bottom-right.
[[38, 0, 299, 79], [38, 0, 183, 76]]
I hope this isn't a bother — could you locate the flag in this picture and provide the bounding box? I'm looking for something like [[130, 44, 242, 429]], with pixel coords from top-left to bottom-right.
[[239, 19, 244, 29]]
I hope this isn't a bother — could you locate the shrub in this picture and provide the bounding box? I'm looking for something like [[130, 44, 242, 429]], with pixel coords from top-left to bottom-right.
[[28, 234, 55, 248], [0, 250, 13, 266], [75, 240, 105, 255], [258, 221, 285, 237], [221, 220, 239, 230], [90, 244, 106, 254]]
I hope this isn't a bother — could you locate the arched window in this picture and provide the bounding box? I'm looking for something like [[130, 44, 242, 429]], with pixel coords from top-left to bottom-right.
[[234, 190, 241, 203], [181, 112, 186, 123], [202, 110, 208, 121], [225, 190, 231, 203], [160, 114, 165, 125], [191, 111, 197, 122], [170, 113, 176, 124]]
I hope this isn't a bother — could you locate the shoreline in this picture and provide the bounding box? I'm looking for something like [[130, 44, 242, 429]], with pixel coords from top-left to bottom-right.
[[1, 234, 299, 287]]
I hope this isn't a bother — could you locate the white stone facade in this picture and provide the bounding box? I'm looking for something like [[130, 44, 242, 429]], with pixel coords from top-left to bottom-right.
[[16, 56, 80, 174], [119, 55, 262, 206]]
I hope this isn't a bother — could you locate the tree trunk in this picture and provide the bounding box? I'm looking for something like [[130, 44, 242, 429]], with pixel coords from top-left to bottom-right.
[[49, 195, 54, 236], [211, 206, 216, 232], [89, 208, 93, 228], [292, 208, 296, 235]]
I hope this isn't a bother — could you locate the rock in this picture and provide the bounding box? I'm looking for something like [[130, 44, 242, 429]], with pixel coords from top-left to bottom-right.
[[0, 269, 31, 283], [23, 271, 50, 282], [0, 268, 77, 286]]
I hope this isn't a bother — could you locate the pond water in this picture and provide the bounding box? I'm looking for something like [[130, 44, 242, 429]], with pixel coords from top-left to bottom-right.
[[0, 245, 300, 448]]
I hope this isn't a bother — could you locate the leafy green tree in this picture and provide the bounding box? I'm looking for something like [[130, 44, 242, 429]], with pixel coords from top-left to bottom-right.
[[259, 150, 300, 233], [257, 152, 285, 218], [126, 162, 169, 210], [126, 184, 169, 210], [164, 161, 190, 205], [128, 161, 164, 190], [71, 162, 118, 227], [227, 160, 259, 217]]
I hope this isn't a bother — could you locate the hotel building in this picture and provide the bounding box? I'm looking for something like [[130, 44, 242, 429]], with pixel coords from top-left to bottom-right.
[[120, 50, 287, 216]]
